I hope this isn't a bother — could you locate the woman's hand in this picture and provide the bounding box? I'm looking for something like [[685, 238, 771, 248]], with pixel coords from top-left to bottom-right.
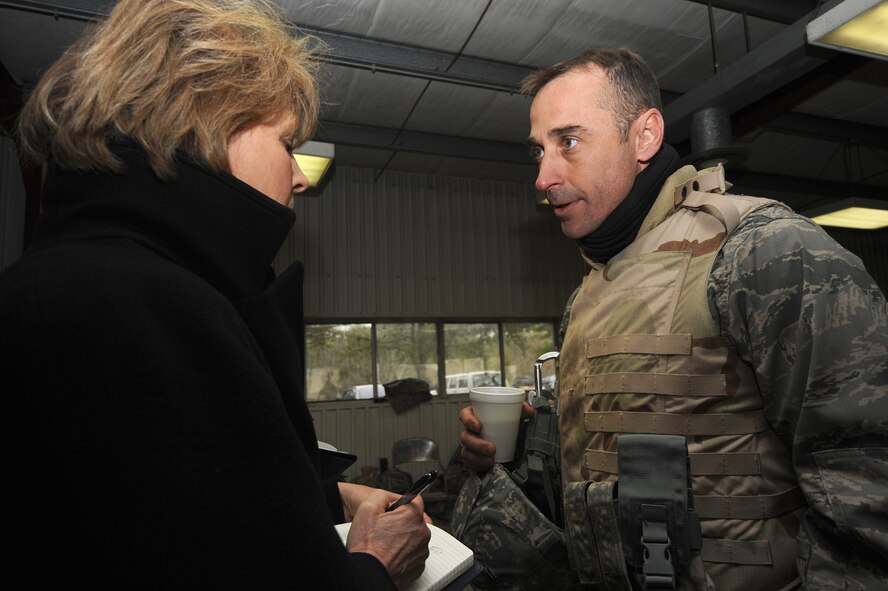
[[345, 488, 431, 590], [338, 482, 432, 524], [338, 482, 379, 522]]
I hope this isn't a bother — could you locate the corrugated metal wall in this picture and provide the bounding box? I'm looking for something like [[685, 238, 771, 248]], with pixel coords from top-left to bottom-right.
[[309, 396, 469, 481], [275, 165, 583, 319]]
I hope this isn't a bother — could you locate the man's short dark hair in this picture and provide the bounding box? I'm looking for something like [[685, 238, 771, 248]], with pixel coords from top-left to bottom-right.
[[521, 48, 661, 140]]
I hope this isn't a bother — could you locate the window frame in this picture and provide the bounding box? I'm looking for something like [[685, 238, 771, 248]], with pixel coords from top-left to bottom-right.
[[303, 318, 558, 402]]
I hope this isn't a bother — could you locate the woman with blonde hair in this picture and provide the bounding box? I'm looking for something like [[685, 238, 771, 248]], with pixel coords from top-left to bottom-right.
[[1, 1, 429, 588]]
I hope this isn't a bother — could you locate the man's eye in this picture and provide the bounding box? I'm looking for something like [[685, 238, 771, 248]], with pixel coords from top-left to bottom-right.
[[562, 137, 578, 149], [529, 146, 544, 160]]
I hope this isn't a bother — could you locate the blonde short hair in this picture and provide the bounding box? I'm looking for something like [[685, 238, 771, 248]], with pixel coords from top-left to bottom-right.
[[18, 0, 320, 179]]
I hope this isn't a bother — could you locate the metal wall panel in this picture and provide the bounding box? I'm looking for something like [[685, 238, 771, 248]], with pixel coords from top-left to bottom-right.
[[309, 396, 469, 481], [275, 165, 583, 319]]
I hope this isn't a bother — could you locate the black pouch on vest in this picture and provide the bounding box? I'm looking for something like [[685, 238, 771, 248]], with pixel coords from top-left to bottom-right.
[[617, 434, 702, 590]]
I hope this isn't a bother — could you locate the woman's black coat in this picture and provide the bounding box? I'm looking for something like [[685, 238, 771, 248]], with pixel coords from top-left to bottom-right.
[[0, 145, 394, 589]]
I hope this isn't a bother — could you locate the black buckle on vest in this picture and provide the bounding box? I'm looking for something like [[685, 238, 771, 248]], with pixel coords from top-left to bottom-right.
[[641, 504, 675, 589]]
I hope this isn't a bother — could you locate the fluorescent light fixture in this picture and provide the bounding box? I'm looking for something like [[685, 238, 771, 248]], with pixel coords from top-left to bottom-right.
[[807, 0, 888, 60], [804, 197, 888, 230], [291, 140, 334, 187]]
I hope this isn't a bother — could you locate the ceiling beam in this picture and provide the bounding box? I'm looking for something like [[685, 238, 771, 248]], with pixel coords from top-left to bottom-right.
[[0, 0, 100, 21], [759, 113, 888, 149], [729, 51, 871, 138], [729, 170, 887, 208], [685, 0, 818, 24], [0, 0, 537, 93], [303, 27, 534, 93], [662, 4, 860, 145], [318, 120, 884, 205], [0, 0, 691, 100], [320, 114, 888, 164], [316, 121, 532, 164]]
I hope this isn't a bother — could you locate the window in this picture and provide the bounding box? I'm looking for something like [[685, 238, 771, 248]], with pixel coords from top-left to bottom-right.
[[443, 323, 501, 394], [503, 322, 556, 393], [377, 322, 439, 392], [305, 323, 373, 401], [305, 320, 556, 401]]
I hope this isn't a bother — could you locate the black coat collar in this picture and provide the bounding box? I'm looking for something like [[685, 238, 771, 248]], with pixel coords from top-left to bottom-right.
[[32, 143, 296, 300]]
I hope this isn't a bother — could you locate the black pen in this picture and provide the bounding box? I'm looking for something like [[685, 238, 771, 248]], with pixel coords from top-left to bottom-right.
[[385, 470, 439, 512]]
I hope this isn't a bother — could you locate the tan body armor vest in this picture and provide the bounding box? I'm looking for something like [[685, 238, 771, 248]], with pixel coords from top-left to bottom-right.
[[558, 166, 806, 591]]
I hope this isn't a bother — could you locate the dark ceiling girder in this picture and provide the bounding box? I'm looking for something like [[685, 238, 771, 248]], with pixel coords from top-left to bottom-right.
[[685, 0, 817, 24], [0, 0, 535, 93], [319, 119, 884, 204], [0, 0, 688, 100], [0, 0, 99, 21], [304, 27, 535, 93], [1, 1, 530, 91], [321, 117, 888, 164], [729, 170, 887, 207], [316, 121, 531, 164], [762, 112, 888, 149], [730, 51, 871, 139], [663, 7, 844, 145]]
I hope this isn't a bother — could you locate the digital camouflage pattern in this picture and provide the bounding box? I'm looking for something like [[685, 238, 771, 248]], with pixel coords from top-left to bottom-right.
[[450, 464, 580, 590], [563, 479, 630, 588], [709, 204, 888, 589]]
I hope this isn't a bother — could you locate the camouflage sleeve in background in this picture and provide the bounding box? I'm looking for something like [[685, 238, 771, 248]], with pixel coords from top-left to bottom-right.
[[709, 205, 888, 589]]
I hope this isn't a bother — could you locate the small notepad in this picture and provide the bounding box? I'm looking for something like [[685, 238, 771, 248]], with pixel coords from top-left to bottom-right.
[[335, 522, 475, 591]]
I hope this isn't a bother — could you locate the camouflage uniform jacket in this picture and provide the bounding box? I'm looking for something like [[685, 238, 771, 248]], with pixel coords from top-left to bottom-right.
[[558, 165, 888, 590], [708, 190, 888, 589]]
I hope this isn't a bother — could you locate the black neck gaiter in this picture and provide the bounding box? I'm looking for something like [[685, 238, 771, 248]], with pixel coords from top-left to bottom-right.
[[578, 144, 681, 263]]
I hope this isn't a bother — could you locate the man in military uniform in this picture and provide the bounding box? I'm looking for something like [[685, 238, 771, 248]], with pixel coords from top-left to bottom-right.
[[459, 48, 887, 589]]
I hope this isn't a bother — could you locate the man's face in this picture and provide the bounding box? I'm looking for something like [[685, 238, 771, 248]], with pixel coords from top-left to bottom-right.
[[528, 67, 643, 239]]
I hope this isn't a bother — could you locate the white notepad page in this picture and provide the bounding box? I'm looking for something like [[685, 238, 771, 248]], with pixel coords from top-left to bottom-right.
[[335, 522, 475, 591]]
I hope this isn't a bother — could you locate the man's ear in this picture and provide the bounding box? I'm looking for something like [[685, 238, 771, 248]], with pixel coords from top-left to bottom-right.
[[635, 108, 664, 163]]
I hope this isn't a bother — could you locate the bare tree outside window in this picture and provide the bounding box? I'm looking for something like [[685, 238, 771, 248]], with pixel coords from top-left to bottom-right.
[[443, 323, 501, 394], [503, 322, 556, 393], [306, 323, 372, 401], [377, 322, 439, 392], [305, 320, 557, 401]]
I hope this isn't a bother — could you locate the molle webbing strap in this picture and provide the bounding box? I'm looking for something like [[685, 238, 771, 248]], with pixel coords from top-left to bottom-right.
[[585, 410, 769, 435], [584, 372, 726, 397], [585, 450, 762, 476], [585, 334, 692, 358], [701, 539, 773, 565], [693, 486, 806, 519]]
